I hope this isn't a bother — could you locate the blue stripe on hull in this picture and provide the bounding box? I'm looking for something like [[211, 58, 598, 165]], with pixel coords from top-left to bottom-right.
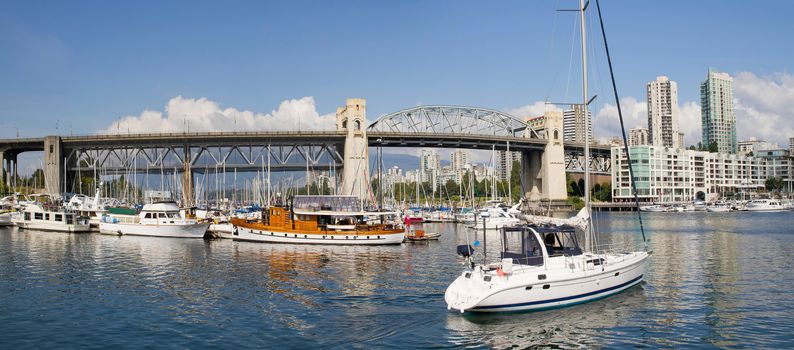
[[471, 274, 644, 312]]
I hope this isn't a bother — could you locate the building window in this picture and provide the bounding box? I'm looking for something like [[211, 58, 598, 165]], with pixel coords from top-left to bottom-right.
[[354, 120, 361, 131], [342, 119, 347, 129]]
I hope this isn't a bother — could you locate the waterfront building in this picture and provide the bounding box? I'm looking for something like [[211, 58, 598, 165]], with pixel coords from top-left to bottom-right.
[[611, 145, 767, 203], [647, 76, 680, 148], [738, 137, 779, 156], [629, 127, 649, 146], [789, 137, 794, 154], [755, 149, 791, 189], [677, 132, 685, 149], [700, 69, 737, 154], [563, 105, 592, 144]]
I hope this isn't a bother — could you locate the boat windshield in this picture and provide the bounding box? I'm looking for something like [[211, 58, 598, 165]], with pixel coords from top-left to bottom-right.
[[537, 226, 582, 257], [501, 226, 544, 266]]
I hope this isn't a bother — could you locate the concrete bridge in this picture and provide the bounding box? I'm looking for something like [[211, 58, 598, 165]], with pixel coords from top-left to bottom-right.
[[0, 100, 611, 203]]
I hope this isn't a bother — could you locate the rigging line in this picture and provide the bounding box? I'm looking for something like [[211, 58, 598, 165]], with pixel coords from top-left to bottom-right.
[[564, 14, 579, 104], [595, 0, 647, 246], [544, 0, 563, 102]]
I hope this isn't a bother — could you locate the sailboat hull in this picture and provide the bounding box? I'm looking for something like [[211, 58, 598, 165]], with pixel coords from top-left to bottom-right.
[[445, 252, 648, 313]]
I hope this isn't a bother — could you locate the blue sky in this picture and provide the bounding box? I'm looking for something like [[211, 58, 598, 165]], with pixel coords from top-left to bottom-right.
[[2, 0, 793, 148]]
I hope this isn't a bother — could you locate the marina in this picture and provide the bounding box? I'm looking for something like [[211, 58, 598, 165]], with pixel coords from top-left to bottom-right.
[[1, 212, 792, 348], [1, 0, 793, 348]]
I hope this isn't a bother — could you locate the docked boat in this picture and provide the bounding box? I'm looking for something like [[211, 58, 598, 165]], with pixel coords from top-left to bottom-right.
[[13, 201, 90, 232], [468, 201, 521, 230], [706, 200, 732, 212], [65, 187, 107, 230], [404, 229, 441, 242], [445, 224, 649, 312], [639, 205, 667, 212], [743, 199, 789, 212], [99, 201, 210, 238], [231, 195, 405, 245]]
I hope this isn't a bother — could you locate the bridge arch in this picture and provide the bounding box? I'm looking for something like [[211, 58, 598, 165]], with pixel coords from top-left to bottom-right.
[[368, 105, 539, 139]]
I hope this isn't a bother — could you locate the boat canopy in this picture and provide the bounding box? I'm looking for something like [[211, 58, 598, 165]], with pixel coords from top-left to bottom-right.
[[293, 195, 360, 212]]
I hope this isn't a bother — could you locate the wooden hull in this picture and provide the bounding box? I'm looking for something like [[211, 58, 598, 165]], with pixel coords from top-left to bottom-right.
[[232, 225, 404, 245]]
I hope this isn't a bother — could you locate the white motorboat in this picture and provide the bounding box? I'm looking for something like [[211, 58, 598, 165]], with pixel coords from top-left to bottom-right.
[[693, 201, 707, 211], [13, 203, 90, 232], [445, 225, 648, 312], [639, 205, 667, 212], [65, 187, 107, 230], [706, 205, 731, 212], [99, 201, 209, 238], [743, 199, 789, 212], [468, 201, 521, 230], [0, 211, 13, 226]]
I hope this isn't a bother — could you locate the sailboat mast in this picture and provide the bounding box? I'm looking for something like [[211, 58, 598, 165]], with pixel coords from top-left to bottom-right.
[[580, 0, 593, 252]]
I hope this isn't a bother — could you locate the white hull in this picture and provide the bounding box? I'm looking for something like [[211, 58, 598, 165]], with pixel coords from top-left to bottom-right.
[[706, 206, 731, 212], [14, 219, 90, 232], [0, 212, 12, 226], [233, 226, 404, 245], [99, 221, 209, 238], [446, 252, 649, 313], [743, 207, 789, 212], [209, 223, 235, 239]]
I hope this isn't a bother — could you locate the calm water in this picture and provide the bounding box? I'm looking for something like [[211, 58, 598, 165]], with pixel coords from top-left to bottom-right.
[[1, 212, 793, 349]]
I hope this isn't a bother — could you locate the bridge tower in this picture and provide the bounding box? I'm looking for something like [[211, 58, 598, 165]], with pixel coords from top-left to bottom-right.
[[44, 136, 63, 195], [337, 98, 370, 203], [522, 110, 567, 201]]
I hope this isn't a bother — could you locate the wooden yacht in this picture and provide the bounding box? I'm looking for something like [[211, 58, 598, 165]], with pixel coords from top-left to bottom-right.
[[231, 195, 405, 245]]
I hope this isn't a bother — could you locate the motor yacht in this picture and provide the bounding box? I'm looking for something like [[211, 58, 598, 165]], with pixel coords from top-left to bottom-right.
[[743, 199, 789, 212], [99, 201, 209, 238]]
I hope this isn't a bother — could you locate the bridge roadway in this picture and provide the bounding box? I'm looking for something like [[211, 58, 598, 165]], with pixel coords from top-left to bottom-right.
[[0, 131, 612, 176], [0, 131, 611, 154]]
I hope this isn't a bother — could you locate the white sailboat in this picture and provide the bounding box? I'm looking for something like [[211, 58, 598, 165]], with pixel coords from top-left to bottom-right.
[[445, 0, 650, 313]]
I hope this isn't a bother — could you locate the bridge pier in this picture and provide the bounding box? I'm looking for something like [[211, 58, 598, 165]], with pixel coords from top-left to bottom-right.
[[337, 98, 370, 203], [44, 136, 62, 195], [521, 111, 567, 201], [181, 147, 193, 206]]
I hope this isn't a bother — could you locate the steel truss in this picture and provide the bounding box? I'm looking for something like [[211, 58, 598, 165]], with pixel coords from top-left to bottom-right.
[[65, 143, 343, 175], [368, 105, 540, 139]]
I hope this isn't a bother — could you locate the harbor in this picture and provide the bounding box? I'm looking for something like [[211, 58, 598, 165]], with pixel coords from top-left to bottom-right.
[[1, 212, 793, 348], [2, 0, 794, 348]]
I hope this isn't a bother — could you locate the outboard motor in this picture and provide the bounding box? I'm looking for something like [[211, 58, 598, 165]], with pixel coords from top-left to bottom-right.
[[456, 245, 475, 258]]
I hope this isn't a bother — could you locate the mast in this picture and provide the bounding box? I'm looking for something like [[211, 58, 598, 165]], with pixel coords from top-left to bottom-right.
[[580, 0, 593, 252]]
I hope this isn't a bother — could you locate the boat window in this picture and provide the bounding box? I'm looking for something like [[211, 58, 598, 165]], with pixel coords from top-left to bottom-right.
[[44, 213, 50, 221], [34, 213, 43, 220], [55, 214, 62, 222], [543, 230, 582, 256], [501, 227, 544, 266], [144, 213, 152, 219], [167, 212, 180, 218], [158, 213, 167, 218], [24, 212, 30, 221], [66, 215, 73, 225]]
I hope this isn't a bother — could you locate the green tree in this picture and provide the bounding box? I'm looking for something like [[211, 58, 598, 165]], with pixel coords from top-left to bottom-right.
[[708, 142, 719, 153]]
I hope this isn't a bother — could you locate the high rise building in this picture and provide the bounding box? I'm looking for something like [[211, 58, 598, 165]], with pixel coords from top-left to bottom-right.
[[789, 137, 794, 154], [563, 104, 592, 144], [419, 149, 440, 185], [677, 132, 685, 149], [450, 149, 469, 184], [495, 150, 521, 182], [701, 69, 737, 154], [629, 127, 649, 146], [647, 76, 680, 148]]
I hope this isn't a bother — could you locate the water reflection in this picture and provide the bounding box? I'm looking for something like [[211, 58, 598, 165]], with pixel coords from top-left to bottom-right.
[[1, 212, 794, 348]]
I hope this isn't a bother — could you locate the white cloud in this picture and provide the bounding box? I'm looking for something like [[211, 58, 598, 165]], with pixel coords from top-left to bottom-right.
[[100, 96, 336, 134], [506, 101, 562, 119], [592, 97, 647, 143], [734, 71, 794, 146], [677, 101, 701, 146]]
